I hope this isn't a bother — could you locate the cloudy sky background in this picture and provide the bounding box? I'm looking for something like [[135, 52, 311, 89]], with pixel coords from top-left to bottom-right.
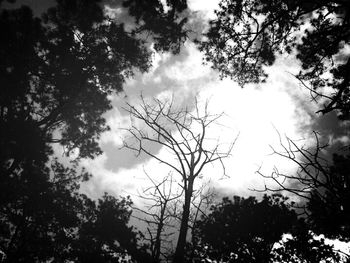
[[64, 0, 350, 207]]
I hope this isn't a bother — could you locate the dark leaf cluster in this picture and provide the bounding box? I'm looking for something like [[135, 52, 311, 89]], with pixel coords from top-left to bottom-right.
[[307, 153, 350, 241], [199, 0, 350, 119], [189, 194, 343, 263], [123, 0, 188, 54], [0, 0, 189, 262], [0, 158, 151, 262]]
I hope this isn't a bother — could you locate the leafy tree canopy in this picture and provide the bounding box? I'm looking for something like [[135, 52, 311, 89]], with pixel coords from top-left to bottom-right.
[[0, 159, 149, 262], [272, 222, 342, 263], [0, 0, 188, 261], [199, 0, 350, 119], [261, 133, 350, 242], [0, 0, 188, 172], [192, 194, 297, 262], [307, 152, 350, 241], [74, 193, 152, 263], [191, 194, 343, 263], [0, 160, 92, 262], [1, 1, 144, 162], [123, 0, 188, 54]]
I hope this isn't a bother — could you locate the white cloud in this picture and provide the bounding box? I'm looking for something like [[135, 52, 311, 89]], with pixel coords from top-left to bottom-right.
[[188, 0, 220, 19], [163, 42, 212, 82]]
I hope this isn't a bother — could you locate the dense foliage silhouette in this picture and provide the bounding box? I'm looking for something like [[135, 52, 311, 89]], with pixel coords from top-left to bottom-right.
[[191, 195, 297, 262], [272, 221, 341, 263], [0, 0, 188, 261], [73, 193, 152, 263], [199, 0, 350, 119], [307, 152, 350, 241], [0, 158, 152, 262], [190, 194, 342, 263], [259, 133, 350, 243]]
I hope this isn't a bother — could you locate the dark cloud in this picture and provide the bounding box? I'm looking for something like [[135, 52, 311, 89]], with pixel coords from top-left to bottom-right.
[[298, 108, 349, 157], [102, 140, 162, 172], [3, 0, 55, 16], [310, 112, 349, 141], [277, 69, 350, 153]]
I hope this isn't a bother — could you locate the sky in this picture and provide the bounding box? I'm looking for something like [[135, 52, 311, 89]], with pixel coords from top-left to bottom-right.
[[74, 0, 350, 206]]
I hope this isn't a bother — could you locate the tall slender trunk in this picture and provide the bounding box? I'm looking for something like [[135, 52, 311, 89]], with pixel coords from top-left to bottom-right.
[[173, 178, 194, 263], [154, 202, 166, 263]]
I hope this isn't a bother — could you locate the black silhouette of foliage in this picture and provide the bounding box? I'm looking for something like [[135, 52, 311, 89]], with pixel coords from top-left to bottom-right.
[[192, 194, 297, 262], [0, 0, 188, 261], [0, 0, 189, 172], [191, 194, 343, 263], [307, 152, 350, 241], [272, 221, 342, 263], [0, 0, 149, 163], [199, 0, 350, 118], [259, 133, 350, 242], [123, 0, 188, 54], [74, 193, 152, 263], [0, 160, 150, 262], [0, 160, 86, 262]]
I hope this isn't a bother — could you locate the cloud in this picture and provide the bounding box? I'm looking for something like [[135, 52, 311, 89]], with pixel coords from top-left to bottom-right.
[[80, 153, 151, 202], [188, 0, 220, 19]]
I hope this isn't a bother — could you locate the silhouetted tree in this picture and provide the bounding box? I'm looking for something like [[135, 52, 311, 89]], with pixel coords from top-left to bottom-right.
[[307, 152, 350, 241], [192, 194, 297, 262], [123, 97, 235, 263], [0, 159, 83, 262], [272, 221, 342, 263], [0, 0, 189, 261], [258, 132, 350, 241], [74, 193, 152, 263], [0, 160, 150, 262], [123, 0, 188, 54], [1, 0, 189, 172], [1, 1, 147, 165], [199, 0, 350, 119], [133, 171, 182, 263], [192, 194, 343, 263]]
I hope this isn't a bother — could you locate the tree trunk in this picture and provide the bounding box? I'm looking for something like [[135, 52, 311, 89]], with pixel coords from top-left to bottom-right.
[[173, 178, 194, 263], [154, 204, 165, 263]]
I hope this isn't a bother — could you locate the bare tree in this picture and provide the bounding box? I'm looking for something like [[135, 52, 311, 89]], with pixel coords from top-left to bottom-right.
[[123, 96, 236, 263], [133, 171, 182, 263]]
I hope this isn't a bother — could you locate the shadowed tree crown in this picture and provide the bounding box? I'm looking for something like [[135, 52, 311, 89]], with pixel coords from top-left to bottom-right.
[[0, 0, 189, 168], [193, 194, 297, 262], [199, 0, 350, 119], [307, 152, 350, 241], [0, 0, 188, 262], [191, 194, 342, 263]]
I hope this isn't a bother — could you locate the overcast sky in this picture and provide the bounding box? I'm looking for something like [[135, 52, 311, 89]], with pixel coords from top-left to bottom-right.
[[70, 0, 350, 206]]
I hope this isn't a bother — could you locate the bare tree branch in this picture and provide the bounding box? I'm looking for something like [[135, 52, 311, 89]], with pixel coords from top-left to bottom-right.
[[122, 96, 237, 263], [255, 130, 341, 208]]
